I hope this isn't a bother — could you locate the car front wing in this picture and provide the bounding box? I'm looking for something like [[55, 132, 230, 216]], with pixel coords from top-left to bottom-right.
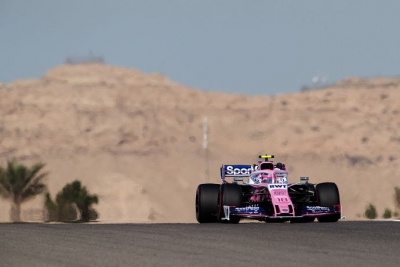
[[221, 205, 341, 221]]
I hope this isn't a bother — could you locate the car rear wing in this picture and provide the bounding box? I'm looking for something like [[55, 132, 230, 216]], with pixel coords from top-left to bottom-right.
[[220, 165, 253, 182]]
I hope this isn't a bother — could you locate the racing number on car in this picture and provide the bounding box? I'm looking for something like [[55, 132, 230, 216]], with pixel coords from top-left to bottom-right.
[[275, 197, 289, 202]]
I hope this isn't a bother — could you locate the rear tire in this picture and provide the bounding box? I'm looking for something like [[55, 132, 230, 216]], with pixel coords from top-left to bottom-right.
[[218, 184, 242, 224], [196, 184, 220, 223], [316, 182, 341, 223]]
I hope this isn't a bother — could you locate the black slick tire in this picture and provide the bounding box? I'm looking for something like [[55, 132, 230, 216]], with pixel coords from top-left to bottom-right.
[[218, 184, 242, 224], [316, 182, 341, 223], [196, 184, 220, 223]]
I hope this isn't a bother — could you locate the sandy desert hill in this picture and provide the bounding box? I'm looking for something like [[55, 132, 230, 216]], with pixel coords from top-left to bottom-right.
[[1, 63, 400, 222]]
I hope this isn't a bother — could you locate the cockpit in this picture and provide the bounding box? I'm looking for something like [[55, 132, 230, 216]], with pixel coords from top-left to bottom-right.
[[248, 170, 289, 185], [248, 171, 274, 184]]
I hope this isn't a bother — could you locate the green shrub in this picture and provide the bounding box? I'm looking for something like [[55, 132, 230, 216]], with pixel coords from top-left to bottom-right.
[[383, 208, 392, 219], [44, 180, 99, 222], [364, 204, 377, 219], [44, 193, 58, 222], [393, 211, 399, 218], [395, 187, 400, 209]]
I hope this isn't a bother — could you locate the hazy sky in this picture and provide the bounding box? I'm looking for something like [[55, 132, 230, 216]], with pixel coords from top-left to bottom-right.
[[1, 1, 400, 95]]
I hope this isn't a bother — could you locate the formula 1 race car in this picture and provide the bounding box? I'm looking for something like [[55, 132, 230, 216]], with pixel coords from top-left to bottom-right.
[[196, 155, 341, 224]]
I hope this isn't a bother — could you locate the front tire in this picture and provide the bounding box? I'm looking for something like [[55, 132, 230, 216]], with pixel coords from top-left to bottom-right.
[[196, 184, 220, 223], [316, 182, 341, 223], [218, 184, 242, 224]]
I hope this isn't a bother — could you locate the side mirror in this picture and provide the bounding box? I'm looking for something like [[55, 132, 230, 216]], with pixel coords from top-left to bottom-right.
[[300, 176, 309, 183]]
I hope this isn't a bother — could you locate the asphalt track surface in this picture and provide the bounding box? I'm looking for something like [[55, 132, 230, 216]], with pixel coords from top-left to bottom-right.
[[0, 221, 399, 267]]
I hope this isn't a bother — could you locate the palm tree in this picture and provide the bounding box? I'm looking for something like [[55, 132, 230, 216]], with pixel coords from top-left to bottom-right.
[[0, 159, 48, 222]]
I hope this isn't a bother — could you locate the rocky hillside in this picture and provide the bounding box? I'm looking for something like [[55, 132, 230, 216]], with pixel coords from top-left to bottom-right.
[[0, 64, 399, 222]]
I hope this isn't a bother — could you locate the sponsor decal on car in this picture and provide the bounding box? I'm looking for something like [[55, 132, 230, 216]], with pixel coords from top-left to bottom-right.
[[268, 184, 288, 189], [233, 206, 265, 214], [272, 189, 287, 196], [225, 165, 252, 175], [303, 206, 334, 214]]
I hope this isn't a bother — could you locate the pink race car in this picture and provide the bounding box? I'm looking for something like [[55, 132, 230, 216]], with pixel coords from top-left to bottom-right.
[[196, 154, 341, 224]]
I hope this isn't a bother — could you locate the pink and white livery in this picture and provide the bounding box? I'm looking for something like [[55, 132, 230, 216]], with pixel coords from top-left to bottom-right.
[[196, 154, 342, 223]]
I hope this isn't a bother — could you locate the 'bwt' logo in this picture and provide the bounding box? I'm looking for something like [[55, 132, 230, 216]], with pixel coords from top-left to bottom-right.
[[226, 166, 251, 175], [268, 184, 288, 189]]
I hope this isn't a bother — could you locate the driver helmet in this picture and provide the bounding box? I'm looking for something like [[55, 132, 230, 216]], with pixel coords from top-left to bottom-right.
[[260, 173, 273, 183]]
